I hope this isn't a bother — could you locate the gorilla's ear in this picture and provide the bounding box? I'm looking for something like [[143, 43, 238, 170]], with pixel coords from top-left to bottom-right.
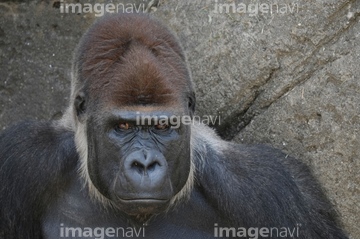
[[188, 92, 196, 117], [74, 92, 86, 122]]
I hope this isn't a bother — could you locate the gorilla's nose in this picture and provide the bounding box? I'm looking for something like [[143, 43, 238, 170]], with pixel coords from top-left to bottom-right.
[[124, 150, 167, 189]]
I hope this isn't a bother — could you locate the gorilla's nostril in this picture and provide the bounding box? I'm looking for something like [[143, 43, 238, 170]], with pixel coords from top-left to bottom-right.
[[131, 161, 145, 174], [147, 161, 160, 172]]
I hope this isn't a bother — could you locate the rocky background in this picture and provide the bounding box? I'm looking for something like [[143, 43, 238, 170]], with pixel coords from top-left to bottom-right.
[[0, 0, 359, 237]]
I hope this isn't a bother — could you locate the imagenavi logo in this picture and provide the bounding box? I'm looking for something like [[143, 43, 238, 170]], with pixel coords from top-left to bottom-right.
[[214, 223, 301, 238], [213, 0, 299, 17]]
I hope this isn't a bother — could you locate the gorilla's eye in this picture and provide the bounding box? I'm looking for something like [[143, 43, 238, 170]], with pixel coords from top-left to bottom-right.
[[117, 122, 133, 131], [154, 123, 170, 131]]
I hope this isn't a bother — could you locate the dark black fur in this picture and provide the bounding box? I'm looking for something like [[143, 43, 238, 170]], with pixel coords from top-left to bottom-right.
[[0, 121, 78, 238], [0, 121, 348, 238]]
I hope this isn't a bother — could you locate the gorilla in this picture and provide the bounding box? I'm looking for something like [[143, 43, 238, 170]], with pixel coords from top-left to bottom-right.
[[0, 13, 349, 239]]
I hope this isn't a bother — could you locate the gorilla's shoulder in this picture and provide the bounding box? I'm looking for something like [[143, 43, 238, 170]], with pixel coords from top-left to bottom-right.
[[192, 124, 314, 184], [192, 124, 294, 166], [226, 142, 287, 159], [226, 142, 310, 172], [0, 120, 78, 182], [1, 120, 74, 147], [218, 142, 312, 179], [0, 120, 78, 237]]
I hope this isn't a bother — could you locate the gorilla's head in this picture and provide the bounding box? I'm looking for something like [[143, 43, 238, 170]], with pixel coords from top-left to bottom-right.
[[63, 14, 196, 218]]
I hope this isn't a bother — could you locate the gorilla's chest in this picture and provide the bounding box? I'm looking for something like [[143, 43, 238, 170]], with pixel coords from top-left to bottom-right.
[[41, 175, 221, 239]]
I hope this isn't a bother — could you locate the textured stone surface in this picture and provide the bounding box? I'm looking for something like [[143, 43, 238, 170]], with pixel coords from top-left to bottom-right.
[[0, 0, 359, 238]]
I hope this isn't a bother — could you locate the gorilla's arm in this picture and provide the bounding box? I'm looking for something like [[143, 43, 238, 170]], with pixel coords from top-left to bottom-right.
[[193, 125, 348, 239], [0, 121, 78, 239]]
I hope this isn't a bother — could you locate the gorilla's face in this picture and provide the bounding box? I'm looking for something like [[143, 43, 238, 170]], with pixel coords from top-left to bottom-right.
[[85, 106, 192, 216]]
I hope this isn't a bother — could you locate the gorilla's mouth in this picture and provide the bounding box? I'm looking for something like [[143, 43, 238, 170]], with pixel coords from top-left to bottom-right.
[[117, 198, 170, 215], [119, 198, 169, 204], [121, 198, 167, 201]]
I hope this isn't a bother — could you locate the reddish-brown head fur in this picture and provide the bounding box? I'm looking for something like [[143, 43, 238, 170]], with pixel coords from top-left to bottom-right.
[[72, 13, 194, 110]]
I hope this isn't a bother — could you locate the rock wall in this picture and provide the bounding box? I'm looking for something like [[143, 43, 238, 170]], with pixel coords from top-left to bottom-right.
[[0, 0, 358, 237]]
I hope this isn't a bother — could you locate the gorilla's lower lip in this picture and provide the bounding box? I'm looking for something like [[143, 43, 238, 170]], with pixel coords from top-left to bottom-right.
[[116, 198, 170, 215], [118, 198, 169, 203]]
